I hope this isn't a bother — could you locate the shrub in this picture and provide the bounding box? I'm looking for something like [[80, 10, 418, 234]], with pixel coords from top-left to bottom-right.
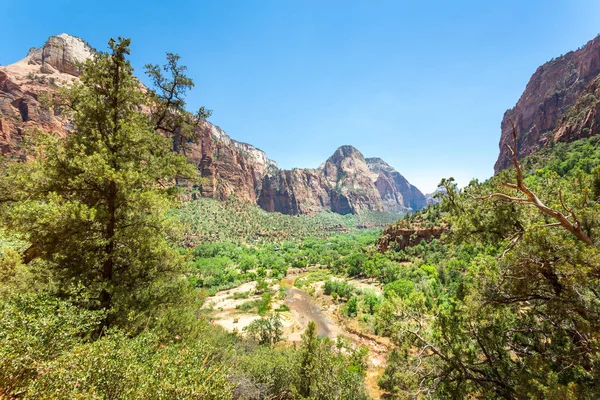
[[384, 279, 414, 299]]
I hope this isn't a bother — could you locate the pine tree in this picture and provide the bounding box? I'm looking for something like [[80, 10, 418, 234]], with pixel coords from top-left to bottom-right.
[[0, 38, 198, 329], [144, 53, 212, 155], [298, 321, 318, 397]]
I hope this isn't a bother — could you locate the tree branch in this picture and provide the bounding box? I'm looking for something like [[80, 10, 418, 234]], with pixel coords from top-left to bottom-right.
[[478, 119, 594, 246]]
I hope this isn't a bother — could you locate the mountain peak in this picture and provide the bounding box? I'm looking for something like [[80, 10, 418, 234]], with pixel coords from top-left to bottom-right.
[[325, 145, 364, 166], [334, 145, 361, 157], [20, 33, 95, 76]]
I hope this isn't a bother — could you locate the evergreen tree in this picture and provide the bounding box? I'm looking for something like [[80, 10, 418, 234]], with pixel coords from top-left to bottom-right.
[[0, 38, 198, 329], [145, 53, 211, 155], [298, 321, 318, 397]]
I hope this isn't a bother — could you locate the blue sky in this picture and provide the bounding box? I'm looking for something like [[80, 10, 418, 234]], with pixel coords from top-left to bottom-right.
[[2, 1, 600, 193]]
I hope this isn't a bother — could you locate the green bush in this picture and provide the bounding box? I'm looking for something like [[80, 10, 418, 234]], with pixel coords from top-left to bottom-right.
[[344, 296, 359, 317], [323, 280, 355, 299], [28, 330, 233, 399], [243, 314, 283, 345], [0, 293, 103, 397], [384, 279, 414, 299]]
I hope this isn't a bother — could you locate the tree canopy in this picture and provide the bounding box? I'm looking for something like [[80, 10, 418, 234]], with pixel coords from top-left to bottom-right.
[[0, 38, 198, 329]]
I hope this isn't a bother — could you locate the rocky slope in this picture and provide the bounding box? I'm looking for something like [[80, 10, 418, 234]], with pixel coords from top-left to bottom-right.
[[1, 34, 425, 215], [495, 35, 600, 173], [0, 33, 278, 206], [366, 157, 427, 212]]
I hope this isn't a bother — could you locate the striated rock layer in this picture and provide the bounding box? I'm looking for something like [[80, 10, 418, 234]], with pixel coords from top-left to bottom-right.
[[1, 34, 426, 215], [495, 35, 600, 173]]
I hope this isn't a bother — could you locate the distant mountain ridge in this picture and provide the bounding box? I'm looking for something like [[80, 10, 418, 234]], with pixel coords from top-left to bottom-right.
[[259, 145, 426, 215], [0, 33, 426, 215]]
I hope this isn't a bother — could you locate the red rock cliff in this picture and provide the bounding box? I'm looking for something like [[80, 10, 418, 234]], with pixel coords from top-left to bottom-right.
[[495, 35, 600, 173], [1, 34, 426, 216]]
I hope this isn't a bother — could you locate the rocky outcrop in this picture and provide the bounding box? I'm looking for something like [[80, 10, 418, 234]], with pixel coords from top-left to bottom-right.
[[377, 224, 446, 252], [258, 168, 331, 214], [1, 34, 426, 216], [0, 34, 96, 157], [24, 34, 95, 76], [186, 122, 278, 203], [321, 146, 385, 214], [495, 35, 600, 173], [0, 71, 68, 157], [553, 75, 600, 142]]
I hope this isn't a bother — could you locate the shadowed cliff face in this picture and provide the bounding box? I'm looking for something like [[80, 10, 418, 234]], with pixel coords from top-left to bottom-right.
[[495, 35, 600, 173], [1, 34, 426, 216]]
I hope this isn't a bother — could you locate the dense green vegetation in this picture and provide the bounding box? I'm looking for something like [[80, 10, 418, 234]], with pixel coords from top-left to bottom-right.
[[2, 34, 600, 400], [0, 39, 370, 399], [189, 231, 380, 295], [179, 196, 399, 245], [373, 135, 600, 398]]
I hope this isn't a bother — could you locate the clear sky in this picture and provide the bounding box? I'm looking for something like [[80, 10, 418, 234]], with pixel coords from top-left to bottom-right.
[[2, 1, 600, 193]]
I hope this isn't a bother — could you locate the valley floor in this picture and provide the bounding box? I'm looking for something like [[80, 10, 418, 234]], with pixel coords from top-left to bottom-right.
[[206, 271, 392, 399]]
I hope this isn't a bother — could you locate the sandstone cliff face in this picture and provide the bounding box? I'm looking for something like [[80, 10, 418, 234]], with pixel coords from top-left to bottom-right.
[[258, 168, 331, 214], [0, 34, 278, 207], [553, 75, 600, 143], [1, 34, 426, 216], [257, 145, 426, 215], [0, 34, 93, 157], [186, 122, 278, 204], [366, 157, 427, 212], [495, 35, 600, 173], [0, 69, 68, 156]]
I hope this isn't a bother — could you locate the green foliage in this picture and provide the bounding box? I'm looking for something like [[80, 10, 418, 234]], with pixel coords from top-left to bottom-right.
[[361, 290, 381, 315], [233, 291, 250, 300], [178, 196, 398, 244], [235, 332, 369, 400], [234, 346, 298, 399], [294, 270, 332, 288], [243, 314, 283, 345], [323, 279, 356, 300], [0, 38, 198, 329], [378, 136, 600, 398], [0, 293, 103, 397], [274, 304, 290, 312], [29, 330, 233, 400], [297, 321, 369, 400], [384, 279, 414, 299], [239, 292, 272, 315], [344, 295, 359, 317]]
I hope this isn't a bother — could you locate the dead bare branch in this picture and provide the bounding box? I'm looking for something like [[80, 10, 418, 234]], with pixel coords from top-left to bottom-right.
[[478, 119, 594, 246]]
